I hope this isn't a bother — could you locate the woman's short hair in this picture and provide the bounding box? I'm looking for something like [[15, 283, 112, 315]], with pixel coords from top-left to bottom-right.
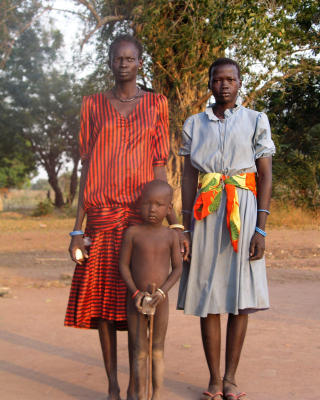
[[109, 34, 143, 61], [208, 58, 241, 79]]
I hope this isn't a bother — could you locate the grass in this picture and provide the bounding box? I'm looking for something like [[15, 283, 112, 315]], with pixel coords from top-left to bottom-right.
[[0, 210, 75, 232], [0, 200, 319, 232], [268, 201, 320, 229]]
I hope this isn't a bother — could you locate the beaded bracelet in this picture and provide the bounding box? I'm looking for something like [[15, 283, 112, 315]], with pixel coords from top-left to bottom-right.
[[255, 226, 267, 237], [257, 209, 270, 215], [131, 290, 140, 299], [69, 230, 84, 237]]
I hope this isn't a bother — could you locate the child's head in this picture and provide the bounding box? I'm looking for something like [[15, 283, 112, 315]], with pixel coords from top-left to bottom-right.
[[140, 180, 173, 225], [208, 58, 242, 106]]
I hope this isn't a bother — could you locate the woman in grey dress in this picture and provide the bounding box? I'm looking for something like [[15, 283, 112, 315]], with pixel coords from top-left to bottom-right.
[[177, 58, 275, 400]]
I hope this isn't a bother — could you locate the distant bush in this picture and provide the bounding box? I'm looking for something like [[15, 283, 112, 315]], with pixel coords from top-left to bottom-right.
[[32, 199, 54, 216]]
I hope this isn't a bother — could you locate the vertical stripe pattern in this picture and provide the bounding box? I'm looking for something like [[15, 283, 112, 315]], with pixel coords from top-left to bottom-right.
[[65, 92, 169, 330], [79, 92, 170, 210]]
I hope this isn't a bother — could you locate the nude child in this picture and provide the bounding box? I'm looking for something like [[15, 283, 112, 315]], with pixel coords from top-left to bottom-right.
[[119, 179, 183, 400]]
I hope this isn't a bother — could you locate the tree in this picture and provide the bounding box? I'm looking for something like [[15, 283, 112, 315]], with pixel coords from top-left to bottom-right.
[[257, 66, 320, 208], [1, 16, 82, 206], [23, 69, 82, 207], [72, 0, 319, 193]]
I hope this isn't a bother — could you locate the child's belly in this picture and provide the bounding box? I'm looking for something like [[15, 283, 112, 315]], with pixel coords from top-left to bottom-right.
[[131, 263, 170, 292]]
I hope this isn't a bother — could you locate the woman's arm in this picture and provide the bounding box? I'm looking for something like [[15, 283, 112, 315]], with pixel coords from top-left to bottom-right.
[[68, 160, 89, 264], [249, 156, 272, 260], [181, 156, 199, 233], [153, 165, 190, 259]]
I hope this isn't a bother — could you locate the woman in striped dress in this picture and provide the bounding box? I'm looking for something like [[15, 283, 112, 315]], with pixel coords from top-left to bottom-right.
[[65, 35, 184, 400]]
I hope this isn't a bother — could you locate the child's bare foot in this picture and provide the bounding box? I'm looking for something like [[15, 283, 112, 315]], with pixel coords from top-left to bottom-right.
[[106, 395, 121, 400], [107, 385, 121, 400], [201, 380, 223, 400], [151, 390, 161, 400], [223, 377, 248, 400]]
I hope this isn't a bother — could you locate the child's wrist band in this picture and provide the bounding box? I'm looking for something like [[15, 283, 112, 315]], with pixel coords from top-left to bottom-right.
[[181, 209, 192, 214], [69, 230, 84, 236], [169, 224, 185, 230], [257, 209, 270, 215], [131, 290, 140, 299], [255, 227, 267, 237], [184, 230, 192, 233], [156, 288, 166, 299]]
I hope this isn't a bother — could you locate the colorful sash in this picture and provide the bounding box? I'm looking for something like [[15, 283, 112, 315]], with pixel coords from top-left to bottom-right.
[[193, 172, 257, 252]]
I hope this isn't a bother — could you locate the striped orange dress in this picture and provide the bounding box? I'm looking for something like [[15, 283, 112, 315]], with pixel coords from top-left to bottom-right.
[[64, 92, 170, 330]]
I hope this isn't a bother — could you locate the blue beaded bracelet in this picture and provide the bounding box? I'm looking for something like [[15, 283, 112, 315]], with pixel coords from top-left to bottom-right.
[[257, 209, 270, 215], [69, 230, 84, 237], [255, 227, 267, 237]]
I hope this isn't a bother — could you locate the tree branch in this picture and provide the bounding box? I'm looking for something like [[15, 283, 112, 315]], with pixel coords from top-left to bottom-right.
[[1, 6, 52, 70], [243, 65, 320, 106], [80, 14, 124, 49], [191, 91, 212, 109]]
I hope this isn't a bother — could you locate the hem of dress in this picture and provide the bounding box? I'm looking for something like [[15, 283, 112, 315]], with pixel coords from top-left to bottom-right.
[[64, 317, 128, 331], [176, 306, 269, 317]]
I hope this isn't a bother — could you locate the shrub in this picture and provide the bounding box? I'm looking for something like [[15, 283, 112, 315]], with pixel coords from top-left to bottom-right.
[[32, 199, 54, 217]]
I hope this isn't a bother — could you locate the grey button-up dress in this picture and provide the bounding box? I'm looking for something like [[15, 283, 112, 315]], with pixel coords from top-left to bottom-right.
[[177, 104, 276, 316]]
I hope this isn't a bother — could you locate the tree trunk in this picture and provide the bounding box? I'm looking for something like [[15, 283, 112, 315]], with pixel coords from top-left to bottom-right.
[[47, 170, 65, 208]]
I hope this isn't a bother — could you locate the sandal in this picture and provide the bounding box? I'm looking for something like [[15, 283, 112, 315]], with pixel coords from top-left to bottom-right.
[[202, 391, 223, 399], [223, 377, 248, 400]]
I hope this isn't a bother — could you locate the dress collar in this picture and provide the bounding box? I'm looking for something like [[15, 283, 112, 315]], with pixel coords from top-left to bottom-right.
[[205, 102, 242, 121]]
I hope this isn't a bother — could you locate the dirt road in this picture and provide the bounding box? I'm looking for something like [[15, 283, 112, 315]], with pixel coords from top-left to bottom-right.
[[0, 227, 319, 400]]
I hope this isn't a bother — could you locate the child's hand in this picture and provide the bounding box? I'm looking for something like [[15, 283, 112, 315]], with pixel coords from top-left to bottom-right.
[[134, 291, 145, 313], [149, 291, 165, 308]]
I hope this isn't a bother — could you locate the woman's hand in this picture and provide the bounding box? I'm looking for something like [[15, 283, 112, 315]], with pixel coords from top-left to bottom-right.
[[69, 235, 88, 264], [249, 232, 265, 260], [182, 231, 191, 261], [175, 229, 190, 261]]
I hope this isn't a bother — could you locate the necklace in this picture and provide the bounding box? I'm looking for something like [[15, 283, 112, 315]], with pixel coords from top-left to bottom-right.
[[112, 87, 141, 103]]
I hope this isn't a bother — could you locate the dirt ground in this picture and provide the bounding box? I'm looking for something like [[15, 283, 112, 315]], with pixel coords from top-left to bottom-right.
[[0, 222, 319, 400]]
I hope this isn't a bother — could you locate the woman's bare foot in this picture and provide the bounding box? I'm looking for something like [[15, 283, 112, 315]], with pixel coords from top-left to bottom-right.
[[107, 386, 121, 400], [201, 380, 223, 400], [223, 377, 248, 400]]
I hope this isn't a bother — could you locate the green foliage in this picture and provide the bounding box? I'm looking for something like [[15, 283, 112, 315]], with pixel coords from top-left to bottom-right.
[[0, 158, 33, 188], [32, 198, 53, 217], [0, 13, 81, 206], [0, 1, 60, 189], [257, 67, 320, 208]]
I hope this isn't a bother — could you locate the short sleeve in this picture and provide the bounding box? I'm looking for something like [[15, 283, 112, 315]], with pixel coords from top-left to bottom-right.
[[254, 112, 276, 159], [152, 94, 170, 166], [79, 96, 93, 163], [178, 116, 194, 156]]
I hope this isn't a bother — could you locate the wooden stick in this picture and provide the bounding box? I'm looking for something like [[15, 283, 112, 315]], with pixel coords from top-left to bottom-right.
[[147, 283, 156, 400]]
